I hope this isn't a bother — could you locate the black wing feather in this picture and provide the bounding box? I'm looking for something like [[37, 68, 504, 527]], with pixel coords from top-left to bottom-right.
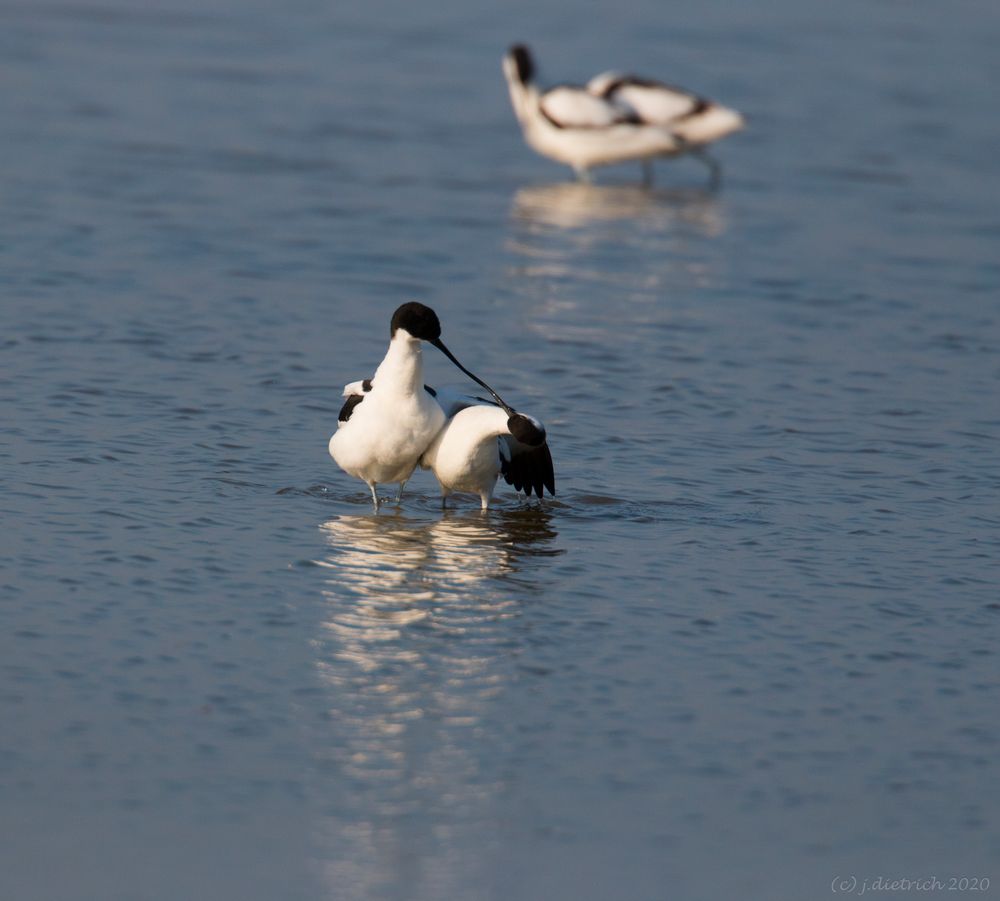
[[338, 394, 365, 423], [500, 440, 555, 499]]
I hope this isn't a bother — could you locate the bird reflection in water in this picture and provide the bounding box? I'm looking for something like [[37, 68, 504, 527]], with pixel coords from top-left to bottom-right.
[[311, 508, 560, 899], [510, 181, 725, 235]]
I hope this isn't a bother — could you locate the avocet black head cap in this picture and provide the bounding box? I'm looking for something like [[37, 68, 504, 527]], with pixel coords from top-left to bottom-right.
[[390, 301, 515, 414], [508, 45, 534, 85], [508, 412, 546, 447], [391, 302, 441, 342]]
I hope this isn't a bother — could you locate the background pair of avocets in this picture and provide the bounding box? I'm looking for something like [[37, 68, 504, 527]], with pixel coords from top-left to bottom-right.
[[329, 303, 555, 510], [502, 44, 744, 182]]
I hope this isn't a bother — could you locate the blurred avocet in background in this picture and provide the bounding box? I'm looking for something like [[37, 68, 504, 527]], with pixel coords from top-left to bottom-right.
[[502, 44, 743, 183]]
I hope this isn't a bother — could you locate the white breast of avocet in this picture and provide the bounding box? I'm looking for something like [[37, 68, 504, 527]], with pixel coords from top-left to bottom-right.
[[329, 332, 445, 490]]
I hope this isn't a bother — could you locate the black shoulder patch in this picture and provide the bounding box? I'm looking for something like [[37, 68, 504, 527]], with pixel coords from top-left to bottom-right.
[[600, 75, 660, 97], [362, 378, 372, 392], [677, 97, 711, 121], [599, 76, 626, 97], [338, 394, 365, 423]]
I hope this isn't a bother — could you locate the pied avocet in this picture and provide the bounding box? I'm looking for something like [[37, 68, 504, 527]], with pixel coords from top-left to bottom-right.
[[420, 387, 554, 510], [502, 44, 744, 182]]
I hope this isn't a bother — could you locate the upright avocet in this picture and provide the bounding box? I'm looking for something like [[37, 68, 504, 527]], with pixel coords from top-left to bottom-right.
[[419, 387, 555, 510], [502, 44, 744, 182], [330, 303, 508, 509]]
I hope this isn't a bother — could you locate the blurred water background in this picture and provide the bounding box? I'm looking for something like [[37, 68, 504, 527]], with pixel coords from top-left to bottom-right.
[[1, 0, 999, 898]]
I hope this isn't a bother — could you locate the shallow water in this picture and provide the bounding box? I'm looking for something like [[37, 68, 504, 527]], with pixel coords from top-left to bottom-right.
[[2, 0, 999, 899]]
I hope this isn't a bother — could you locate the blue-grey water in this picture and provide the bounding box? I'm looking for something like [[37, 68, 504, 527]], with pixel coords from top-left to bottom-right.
[[2, 0, 999, 899]]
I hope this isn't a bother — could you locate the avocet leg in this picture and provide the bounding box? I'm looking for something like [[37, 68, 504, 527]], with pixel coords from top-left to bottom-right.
[[693, 148, 722, 189]]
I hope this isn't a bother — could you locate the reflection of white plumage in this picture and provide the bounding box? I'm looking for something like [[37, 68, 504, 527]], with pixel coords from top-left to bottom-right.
[[420, 388, 555, 510], [511, 181, 725, 233], [503, 44, 744, 182]]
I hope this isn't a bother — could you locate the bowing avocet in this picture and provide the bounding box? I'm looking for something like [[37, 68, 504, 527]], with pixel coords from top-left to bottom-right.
[[420, 387, 555, 510], [330, 302, 508, 508], [502, 44, 744, 182]]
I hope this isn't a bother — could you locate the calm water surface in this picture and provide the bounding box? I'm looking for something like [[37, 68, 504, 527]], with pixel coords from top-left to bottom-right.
[[2, 1, 999, 899]]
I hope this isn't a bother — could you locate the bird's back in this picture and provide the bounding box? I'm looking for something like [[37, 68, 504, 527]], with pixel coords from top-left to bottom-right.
[[421, 404, 506, 495]]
